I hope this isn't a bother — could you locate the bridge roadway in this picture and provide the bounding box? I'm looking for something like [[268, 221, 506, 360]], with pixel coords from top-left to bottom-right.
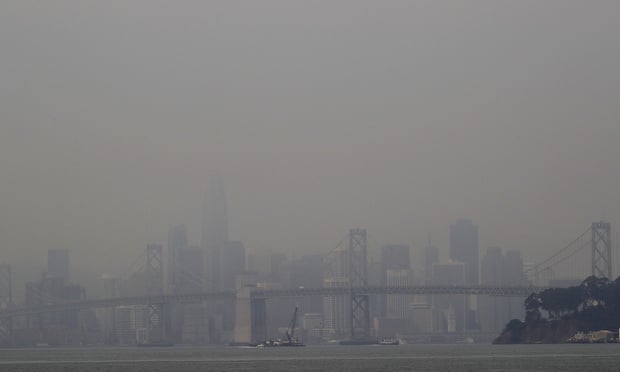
[[0, 285, 546, 318]]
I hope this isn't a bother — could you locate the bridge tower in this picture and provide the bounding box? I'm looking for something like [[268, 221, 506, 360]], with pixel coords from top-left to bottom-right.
[[591, 222, 612, 278], [233, 287, 266, 345], [348, 228, 371, 341], [146, 244, 165, 343], [0, 264, 12, 343]]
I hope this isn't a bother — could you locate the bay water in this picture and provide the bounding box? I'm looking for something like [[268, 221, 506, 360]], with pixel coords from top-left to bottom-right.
[[0, 344, 618, 371]]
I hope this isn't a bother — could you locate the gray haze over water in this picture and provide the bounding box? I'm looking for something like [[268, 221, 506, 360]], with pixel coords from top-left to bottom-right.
[[1, 1, 619, 289]]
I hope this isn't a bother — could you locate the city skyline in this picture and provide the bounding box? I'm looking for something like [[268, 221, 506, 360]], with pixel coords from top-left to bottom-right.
[[0, 220, 610, 347], [1, 205, 610, 301]]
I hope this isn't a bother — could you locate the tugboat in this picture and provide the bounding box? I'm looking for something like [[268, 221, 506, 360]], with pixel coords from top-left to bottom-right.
[[254, 306, 305, 347]]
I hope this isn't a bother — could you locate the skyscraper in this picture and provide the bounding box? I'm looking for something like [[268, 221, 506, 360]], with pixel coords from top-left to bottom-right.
[[177, 246, 204, 293], [220, 241, 245, 291], [167, 225, 188, 294], [503, 249, 527, 325], [423, 235, 439, 285], [449, 219, 479, 285], [381, 245, 411, 272], [201, 177, 229, 291], [478, 247, 526, 332], [101, 274, 120, 343], [386, 269, 412, 319], [431, 262, 466, 332], [478, 247, 505, 332], [449, 220, 479, 331], [48, 249, 69, 283], [173, 246, 204, 343], [380, 245, 411, 316], [323, 276, 350, 337], [331, 246, 349, 279]]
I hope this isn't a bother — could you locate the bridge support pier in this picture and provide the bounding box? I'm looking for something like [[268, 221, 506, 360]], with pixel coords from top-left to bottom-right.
[[146, 245, 166, 343], [348, 229, 371, 341], [233, 287, 266, 345], [592, 222, 612, 279]]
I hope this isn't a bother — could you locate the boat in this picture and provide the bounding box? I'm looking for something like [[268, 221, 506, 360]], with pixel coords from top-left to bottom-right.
[[253, 306, 305, 347], [379, 338, 400, 345], [254, 338, 305, 347]]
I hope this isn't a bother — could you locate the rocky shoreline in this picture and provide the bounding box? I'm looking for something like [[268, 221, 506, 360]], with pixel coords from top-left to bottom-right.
[[493, 319, 579, 344]]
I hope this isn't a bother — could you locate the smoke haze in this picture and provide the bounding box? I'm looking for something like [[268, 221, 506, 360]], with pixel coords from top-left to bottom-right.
[[1, 1, 619, 284]]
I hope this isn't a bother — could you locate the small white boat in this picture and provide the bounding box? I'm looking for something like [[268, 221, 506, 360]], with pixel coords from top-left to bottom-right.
[[379, 338, 400, 345]]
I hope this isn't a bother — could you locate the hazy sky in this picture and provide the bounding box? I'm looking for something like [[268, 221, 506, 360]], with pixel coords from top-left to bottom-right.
[[1, 1, 619, 278]]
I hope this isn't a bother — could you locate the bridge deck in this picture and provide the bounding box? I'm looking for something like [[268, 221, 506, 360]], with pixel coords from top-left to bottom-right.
[[0, 285, 545, 318]]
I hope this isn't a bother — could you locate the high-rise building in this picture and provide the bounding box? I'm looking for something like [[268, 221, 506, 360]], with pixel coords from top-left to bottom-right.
[[478, 247, 526, 332], [220, 241, 245, 291], [480, 247, 503, 284], [322, 277, 350, 337], [25, 273, 86, 343], [331, 246, 349, 279], [180, 303, 209, 344], [503, 249, 526, 325], [431, 262, 466, 332], [282, 255, 326, 314], [167, 225, 188, 294], [270, 253, 288, 282], [386, 269, 412, 319], [201, 177, 229, 291], [408, 303, 434, 333], [114, 306, 134, 345], [101, 274, 120, 343], [423, 237, 439, 305], [431, 262, 465, 286], [102, 274, 120, 298], [381, 245, 411, 272], [504, 250, 527, 286], [380, 245, 411, 316], [478, 247, 505, 332], [449, 219, 479, 285], [47, 249, 69, 283], [173, 246, 206, 343], [247, 252, 272, 279], [303, 313, 324, 343], [423, 237, 439, 285]]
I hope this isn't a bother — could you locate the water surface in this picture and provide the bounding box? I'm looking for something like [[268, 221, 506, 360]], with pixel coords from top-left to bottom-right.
[[0, 344, 617, 371]]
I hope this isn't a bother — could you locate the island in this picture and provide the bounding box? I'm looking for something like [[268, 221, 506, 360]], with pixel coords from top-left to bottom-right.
[[494, 276, 620, 344]]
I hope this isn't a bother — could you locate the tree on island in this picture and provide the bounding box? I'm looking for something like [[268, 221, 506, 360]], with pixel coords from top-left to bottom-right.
[[495, 276, 620, 344]]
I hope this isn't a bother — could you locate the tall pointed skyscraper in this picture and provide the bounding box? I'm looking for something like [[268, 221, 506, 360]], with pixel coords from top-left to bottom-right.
[[201, 176, 229, 291]]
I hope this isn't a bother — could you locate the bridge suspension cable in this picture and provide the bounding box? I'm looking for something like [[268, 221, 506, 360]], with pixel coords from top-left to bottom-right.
[[525, 226, 594, 284], [525, 227, 590, 274], [118, 249, 147, 281]]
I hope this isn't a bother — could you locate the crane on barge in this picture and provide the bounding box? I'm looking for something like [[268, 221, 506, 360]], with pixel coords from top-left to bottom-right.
[[255, 305, 305, 347]]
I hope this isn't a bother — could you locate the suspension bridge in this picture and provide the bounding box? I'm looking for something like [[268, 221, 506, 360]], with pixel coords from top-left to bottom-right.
[[0, 222, 612, 345], [525, 221, 612, 285]]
